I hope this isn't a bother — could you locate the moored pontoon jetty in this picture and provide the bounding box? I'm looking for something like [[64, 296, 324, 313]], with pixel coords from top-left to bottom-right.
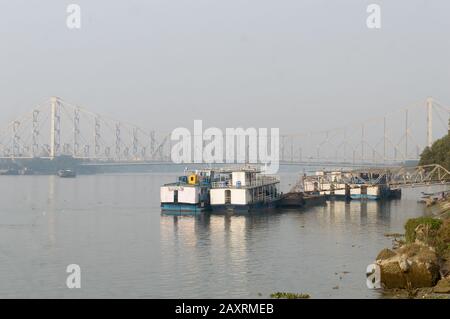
[[296, 165, 450, 200]]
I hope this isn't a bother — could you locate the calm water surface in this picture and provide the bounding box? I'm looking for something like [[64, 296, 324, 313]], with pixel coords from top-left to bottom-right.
[[0, 170, 446, 298]]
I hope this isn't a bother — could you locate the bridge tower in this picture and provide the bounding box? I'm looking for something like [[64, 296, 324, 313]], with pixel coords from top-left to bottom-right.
[[73, 107, 80, 157], [426, 97, 433, 148], [94, 116, 101, 157], [132, 128, 138, 159], [32, 110, 40, 157], [150, 131, 156, 159], [115, 123, 121, 159], [12, 121, 20, 158], [50, 96, 61, 159]]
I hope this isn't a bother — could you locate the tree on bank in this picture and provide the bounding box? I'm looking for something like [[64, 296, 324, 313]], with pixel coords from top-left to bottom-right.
[[419, 121, 450, 169]]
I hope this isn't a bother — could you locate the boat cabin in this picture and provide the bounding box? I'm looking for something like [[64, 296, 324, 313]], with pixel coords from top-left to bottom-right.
[[209, 167, 280, 209]]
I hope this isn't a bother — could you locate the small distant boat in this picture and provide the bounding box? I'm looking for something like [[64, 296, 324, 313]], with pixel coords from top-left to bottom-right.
[[279, 191, 305, 207], [57, 169, 77, 178], [279, 192, 326, 208], [388, 188, 402, 199]]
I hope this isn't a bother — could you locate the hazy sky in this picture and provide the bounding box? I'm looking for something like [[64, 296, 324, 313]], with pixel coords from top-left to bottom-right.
[[0, 0, 449, 136]]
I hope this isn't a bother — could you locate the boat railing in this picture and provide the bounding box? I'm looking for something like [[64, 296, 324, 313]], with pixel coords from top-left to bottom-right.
[[211, 176, 279, 188], [250, 192, 280, 203]]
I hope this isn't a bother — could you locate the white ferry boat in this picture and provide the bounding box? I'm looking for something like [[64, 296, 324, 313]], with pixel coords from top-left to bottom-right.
[[160, 169, 213, 213], [209, 166, 281, 212]]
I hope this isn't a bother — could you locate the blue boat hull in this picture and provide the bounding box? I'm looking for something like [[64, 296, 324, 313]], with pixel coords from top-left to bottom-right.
[[211, 199, 280, 213], [161, 203, 208, 214], [326, 194, 349, 201], [350, 194, 379, 200]]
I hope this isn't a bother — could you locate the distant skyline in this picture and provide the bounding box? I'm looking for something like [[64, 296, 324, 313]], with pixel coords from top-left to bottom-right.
[[1, 0, 449, 140]]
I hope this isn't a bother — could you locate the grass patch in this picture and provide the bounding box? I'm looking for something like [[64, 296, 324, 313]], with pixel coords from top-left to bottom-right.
[[384, 233, 404, 238], [436, 219, 450, 255], [270, 292, 310, 299], [404, 217, 443, 244], [403, 215, 450, 256]]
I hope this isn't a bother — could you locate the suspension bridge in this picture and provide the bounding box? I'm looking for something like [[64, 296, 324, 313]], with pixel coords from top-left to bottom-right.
[[0, 96, 448, 170]]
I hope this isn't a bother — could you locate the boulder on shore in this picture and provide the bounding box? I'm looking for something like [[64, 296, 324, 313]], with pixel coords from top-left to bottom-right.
[[433, 278, 450, 293], [376, 248, 396, 261], [376, 243, 440, 289], [373, 201, 450, 294]]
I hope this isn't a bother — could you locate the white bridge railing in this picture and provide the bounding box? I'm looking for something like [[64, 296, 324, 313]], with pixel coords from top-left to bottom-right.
[[296, 164, 450, 192]]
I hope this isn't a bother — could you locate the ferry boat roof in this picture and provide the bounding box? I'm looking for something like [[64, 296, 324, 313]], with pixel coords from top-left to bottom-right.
[[213, 165, 262, 173], [162, 181, 200, 187], [210, 175, 279, 189], [183, 168, 215, 174]]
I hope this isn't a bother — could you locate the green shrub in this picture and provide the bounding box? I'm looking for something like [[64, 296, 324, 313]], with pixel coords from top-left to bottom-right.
[[404, 217, 443, 244]]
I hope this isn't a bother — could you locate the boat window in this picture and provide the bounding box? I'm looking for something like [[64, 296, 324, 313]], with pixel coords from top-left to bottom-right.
[[225, 190, 231, 204]]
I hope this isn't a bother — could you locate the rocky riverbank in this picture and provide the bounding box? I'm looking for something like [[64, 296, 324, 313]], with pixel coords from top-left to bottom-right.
[[373, 196, 450, 299]]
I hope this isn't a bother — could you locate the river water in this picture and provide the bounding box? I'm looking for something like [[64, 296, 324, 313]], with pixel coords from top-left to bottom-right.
[[0, 168, 447, 298]]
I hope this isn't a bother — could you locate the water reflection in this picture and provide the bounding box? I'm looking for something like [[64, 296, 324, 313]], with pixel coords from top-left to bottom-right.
[[159, 197, 416, 298], [311, 200, 394, 227], [47, 176, 57, 245], [160, 199, 400, 243]]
